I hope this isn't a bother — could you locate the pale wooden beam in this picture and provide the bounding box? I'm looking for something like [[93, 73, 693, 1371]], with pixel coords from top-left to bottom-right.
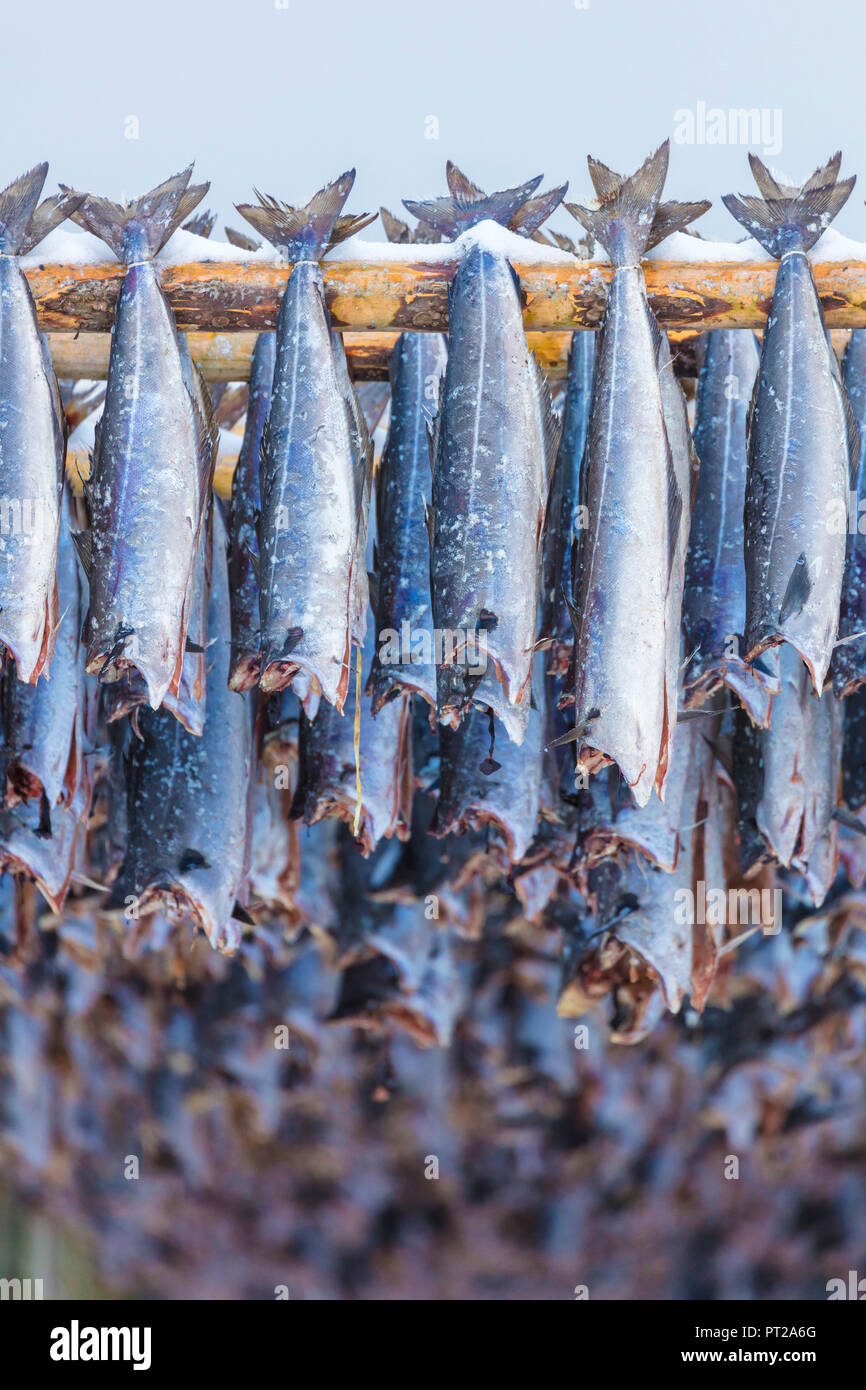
[[28, 258, 866, 337]]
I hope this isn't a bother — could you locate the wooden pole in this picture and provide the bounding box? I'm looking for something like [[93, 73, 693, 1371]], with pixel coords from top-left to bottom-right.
[[47, 329, 577, 382], [28, 258, 866, 336]]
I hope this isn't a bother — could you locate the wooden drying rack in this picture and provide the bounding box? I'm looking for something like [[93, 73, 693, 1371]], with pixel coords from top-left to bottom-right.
[[32, 257, 866, 382]]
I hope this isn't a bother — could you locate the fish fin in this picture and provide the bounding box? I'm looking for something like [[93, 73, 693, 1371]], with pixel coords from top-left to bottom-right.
[[70, 528, 93, 580], [587, 157, 624, 201], [445, 162, 486, 201], [832, 805, 866, 835], [235, 171, 372, 259], [509, 185, 569, 237], [259, 415, 279, 514], [442, 159, 566, 239], [665, 443, 683, 584], [529, 350, 562, 504], [425, 374, 446, 477], [380, 205, 439, 245], [745, 364, 760, 453], [333, 335, 374, 515], [0, 163, 50, 254], [779, 552, 812, 624], [547, 229, 581, 256], [167, 182, 207, 231], [645, 198, 712, 251], [748, 156, 790, 201], [380, 207, 412, 243], [402, 172, 544, 239], [182, 206, 216, 238], [548, 715, 597, 748], [648, 302, 669, 367], [243, 537, 260, 587], [190, 380, 218, 496], [231, 900, 256, 925], [565, 142, 669, 266], [722, 152, 854, 256], [224, 225, 260, 252], [19, 190, 86, 255], [69, 165, 205, 263], [331, 211, 379, 245]]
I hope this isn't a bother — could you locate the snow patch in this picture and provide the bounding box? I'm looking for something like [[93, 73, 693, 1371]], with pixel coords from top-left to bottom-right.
[[23, 218, 866, 270]]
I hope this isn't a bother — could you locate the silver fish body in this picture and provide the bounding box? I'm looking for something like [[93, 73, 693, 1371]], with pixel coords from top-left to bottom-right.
[[86, 260, 207, 708], [434, 654, 551, 862], [657, 334, 694, 788], [103, 505, 212, 736], [573, 267, 677, 805], [0, 258, 63, 681], [258, 262, 369, 710], [122, 507, 253, 951], [831, 328, 866, 695], [1, 495, 87, 809], [743, 251, 851, 690], [368, 331, 447, 714], [756, 642, 842, 904], [683, 330, 777, 725], [431, 243, 555, 739], [541, 328, 595, 668], [292, 614, 412, 856], [228, 331, 275, 691]]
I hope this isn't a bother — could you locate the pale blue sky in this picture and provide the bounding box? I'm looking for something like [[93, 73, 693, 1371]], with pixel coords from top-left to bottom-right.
[[6, 0, 863, 242]]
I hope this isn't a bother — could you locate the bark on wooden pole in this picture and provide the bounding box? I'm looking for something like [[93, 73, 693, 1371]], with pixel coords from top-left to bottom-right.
[[29, 258, 866, 336]]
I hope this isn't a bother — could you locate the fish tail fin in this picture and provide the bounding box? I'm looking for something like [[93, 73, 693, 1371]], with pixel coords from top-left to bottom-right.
[[235, 170, 375, 259], [69, 166, 206, 263], [380, 207, 412, 243], [646, 198, 712, 251], [0, 163, 50, 253], [182, 207, 216, 238], [20, 189, 87, 255], [224, 225, 260, 252], [722, 152, 855, 256], [509, 184, 569, 237], [402, 164, 547, 239], [380, 206, 440, 245], [565, 142, 671, 265]]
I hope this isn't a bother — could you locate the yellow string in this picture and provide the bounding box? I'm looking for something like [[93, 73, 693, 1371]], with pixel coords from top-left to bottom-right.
[[352, 645, 363, 836]]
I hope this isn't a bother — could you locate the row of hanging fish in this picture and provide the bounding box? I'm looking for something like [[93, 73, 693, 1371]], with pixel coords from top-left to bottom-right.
[[2, 148, 866, 1040]]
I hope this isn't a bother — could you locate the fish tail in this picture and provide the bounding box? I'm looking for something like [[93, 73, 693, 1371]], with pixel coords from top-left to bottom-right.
[[646, 197, 712, 251], [722, 151, 855, 256], [403, 162, 562, 240], [565, 142, 687, 265], [508, 184, 569, 237], [69, 166, 207, 263], [224, 225, 260, 252], [235, 170, 375, 259], [182, 208, 216, 238], [0, 163, 53, 254]]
